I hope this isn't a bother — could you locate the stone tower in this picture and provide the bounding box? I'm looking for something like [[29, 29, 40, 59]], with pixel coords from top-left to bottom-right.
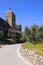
[[5, 9, 16, 29]]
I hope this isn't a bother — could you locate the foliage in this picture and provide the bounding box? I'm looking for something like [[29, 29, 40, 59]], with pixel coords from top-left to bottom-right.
[[7, 29, 22, 42], [24, 25, 43, 44], [19, 37, 26, 42], [7, 38, 15, 42], [0, 30, 5, 39], [39, 25, 43, 40]]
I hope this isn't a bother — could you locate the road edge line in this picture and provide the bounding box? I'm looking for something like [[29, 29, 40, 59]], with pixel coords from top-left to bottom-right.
[[17, 45, 32, 65]]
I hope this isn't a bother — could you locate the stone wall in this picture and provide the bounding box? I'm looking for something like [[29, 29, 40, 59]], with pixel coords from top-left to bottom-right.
[[0, 18, 10, 31], [19, 47, 43, 65], [5, 10, 21, 31], [5, 10, 16, 28], [15, 24, 21, 31]]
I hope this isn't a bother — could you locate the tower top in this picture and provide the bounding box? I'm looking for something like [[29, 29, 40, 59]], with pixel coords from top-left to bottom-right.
[[9, 8, 12, 10], [5, 8, 13, 13], [5, 9, 16, 28], [8, 8, 13, 11]]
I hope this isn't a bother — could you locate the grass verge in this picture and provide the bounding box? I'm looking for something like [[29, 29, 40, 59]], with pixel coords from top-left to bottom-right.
[[7, 38, 15, 42], [22, 41, 43, 56]]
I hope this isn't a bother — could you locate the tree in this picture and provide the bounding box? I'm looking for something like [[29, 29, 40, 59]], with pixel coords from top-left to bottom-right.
[[39, 25, 43, 41], [31, 25, 39, 44], [24, 26, 31, 41], [7, 29, 22, 42], [24, 25, 43, 44], [0, 30, 5, 39]]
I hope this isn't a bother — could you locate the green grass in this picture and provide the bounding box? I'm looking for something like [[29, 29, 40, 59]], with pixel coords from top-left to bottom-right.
[[7, 38, 15, 42], [22, 41, 43, 56]]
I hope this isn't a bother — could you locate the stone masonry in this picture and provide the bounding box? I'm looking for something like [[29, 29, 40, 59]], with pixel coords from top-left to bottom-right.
[[0, 9, 21, 32], [5, 9, 21, 31]]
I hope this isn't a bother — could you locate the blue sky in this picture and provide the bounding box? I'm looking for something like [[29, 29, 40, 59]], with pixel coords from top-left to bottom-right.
[[0, 0, 43, 31]]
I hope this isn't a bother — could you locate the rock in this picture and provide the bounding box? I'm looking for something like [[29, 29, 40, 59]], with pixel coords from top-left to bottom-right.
[[19, 46, 43, 65]]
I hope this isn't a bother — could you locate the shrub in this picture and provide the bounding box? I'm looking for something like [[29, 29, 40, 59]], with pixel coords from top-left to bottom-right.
[[0, 30, 4, 39], [7, 29, 22, 42], [19, 37, 26, 43]]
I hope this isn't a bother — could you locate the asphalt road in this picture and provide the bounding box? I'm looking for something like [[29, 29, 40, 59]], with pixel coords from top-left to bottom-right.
[[0, 44, 32, 65]]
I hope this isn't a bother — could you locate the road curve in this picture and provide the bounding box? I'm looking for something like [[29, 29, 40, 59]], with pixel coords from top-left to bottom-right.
[[0, 44, 32, 65]]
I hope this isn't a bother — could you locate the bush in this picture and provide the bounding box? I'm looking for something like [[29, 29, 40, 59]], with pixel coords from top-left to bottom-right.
[[24, 25, 43, 44], [7, 29, 15, 38], [19, 37, 26, 43], [7, 29, 22, 42], [0, 30, 5, 39]]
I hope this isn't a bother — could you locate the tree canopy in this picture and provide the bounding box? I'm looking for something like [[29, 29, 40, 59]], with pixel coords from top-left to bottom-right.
[[24, 25, 43, 44]]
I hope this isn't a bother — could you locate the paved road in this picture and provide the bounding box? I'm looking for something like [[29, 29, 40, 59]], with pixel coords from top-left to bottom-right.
[[0, 44, 32, 65]]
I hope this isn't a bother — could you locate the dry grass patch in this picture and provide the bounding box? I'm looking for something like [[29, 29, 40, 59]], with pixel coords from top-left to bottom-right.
[[22, 41, 43, 56]]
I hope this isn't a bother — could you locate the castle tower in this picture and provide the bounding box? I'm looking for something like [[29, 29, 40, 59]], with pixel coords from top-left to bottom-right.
[[5, 9, 16, 29]]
